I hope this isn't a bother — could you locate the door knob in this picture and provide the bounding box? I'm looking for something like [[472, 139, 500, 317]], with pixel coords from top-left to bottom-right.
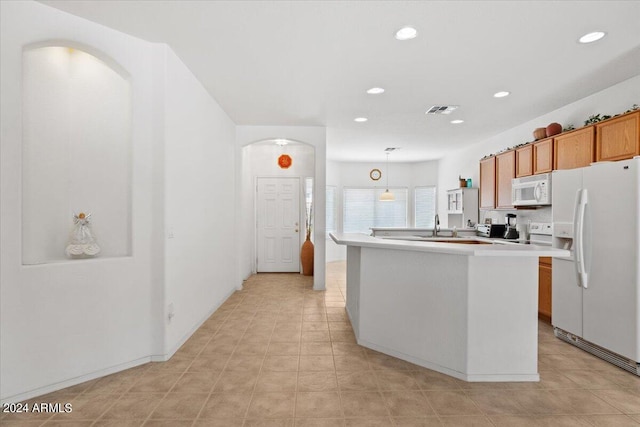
[[295, 229, 299, 232]]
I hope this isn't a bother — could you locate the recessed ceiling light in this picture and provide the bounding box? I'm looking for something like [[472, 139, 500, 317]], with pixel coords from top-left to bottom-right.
[[493, 91, 510, 98], [450, 119, 464, 124], [579, 31, 606, 44], [395, 26, 417, 41], [367, 87, 385, 95], [354, 117, 368, 122]]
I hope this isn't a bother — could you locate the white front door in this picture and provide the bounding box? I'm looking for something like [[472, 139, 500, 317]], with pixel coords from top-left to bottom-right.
[[256, 177, 300, 272]]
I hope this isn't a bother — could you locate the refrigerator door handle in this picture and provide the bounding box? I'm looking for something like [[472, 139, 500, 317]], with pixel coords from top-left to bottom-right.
[[573, 189, 583, 287], [578, 189, 589, 289]]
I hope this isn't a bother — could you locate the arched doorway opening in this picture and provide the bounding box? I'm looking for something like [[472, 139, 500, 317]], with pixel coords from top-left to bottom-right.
[[236, 131, 326, 291]]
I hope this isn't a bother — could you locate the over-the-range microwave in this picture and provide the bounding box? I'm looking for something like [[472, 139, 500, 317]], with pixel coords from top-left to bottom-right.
[[512, 173, 551, 206]]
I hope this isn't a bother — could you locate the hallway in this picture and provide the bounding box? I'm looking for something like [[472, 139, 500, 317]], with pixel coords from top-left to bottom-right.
[[3, 262, 640, 426]]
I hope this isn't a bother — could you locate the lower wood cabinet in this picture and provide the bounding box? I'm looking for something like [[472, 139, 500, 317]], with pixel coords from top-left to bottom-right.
[[539, 257, 552, 322]]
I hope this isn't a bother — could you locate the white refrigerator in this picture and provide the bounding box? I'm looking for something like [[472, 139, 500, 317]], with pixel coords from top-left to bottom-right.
[[552, 157, 639, 375]]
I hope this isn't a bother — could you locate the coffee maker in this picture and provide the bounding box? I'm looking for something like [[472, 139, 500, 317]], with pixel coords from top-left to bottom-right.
[[504, 213, 519, 239]]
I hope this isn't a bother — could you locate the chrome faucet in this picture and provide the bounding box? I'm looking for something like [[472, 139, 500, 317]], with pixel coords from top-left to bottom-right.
[[434, 214, 440, 237]]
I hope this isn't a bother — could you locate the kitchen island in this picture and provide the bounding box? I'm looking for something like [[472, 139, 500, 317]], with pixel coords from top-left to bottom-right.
[[330, 232, 569, 382]]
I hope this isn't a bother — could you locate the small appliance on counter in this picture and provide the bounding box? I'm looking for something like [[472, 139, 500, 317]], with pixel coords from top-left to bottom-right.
[[503, 214, 519, 239], [476, 223, 506, 238]]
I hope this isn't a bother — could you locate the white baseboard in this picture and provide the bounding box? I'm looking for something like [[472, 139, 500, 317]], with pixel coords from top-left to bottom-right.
[[159, 286, 237, 359], [357, 338, 539, 383], [0, 356, 150, 404], [1, 286, 239, 404]]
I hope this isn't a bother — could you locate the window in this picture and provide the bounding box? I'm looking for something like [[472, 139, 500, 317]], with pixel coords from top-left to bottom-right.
[[326, 185, 337, 236], [415, 186, 437, 228], [343, 188, 408, 233], [305, 177, 313, 233]]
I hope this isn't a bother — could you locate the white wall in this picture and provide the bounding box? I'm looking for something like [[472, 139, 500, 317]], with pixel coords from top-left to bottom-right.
[[438, 75, 640, 227], [0, 1, 161, 401], [236, 126, 326, 290], [162, 47, 237, 355], [0, 1, 239, 402], [249, 143, 315, 177], [326, 160, 439, 261]]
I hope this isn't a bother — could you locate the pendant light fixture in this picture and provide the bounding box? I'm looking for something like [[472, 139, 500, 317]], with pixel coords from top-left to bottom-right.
[[380, 152, 395, 201]]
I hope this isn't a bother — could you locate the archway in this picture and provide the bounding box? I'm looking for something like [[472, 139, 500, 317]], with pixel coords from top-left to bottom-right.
[[235, 127, 327, 291]]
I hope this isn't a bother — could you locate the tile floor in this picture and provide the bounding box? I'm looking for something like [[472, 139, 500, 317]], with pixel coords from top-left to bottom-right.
[[3, 261, 640, 426]]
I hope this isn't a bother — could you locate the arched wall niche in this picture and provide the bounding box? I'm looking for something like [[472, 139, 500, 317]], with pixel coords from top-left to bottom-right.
[[22, 42, 132, 265]]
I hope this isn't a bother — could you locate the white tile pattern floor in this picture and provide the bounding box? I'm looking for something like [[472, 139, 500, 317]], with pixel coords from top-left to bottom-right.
[[2, 261, 640, 426]]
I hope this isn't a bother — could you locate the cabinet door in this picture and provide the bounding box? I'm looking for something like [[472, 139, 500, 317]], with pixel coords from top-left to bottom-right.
[[596, 111, 640, 162], [448, 190, 462, 213], [538, 259, 552, 320], [447, 190, 462, 213], [533, 138, 553, 174], [553, 127, 595, 170], [515, 145, 533, 177], [495, 151, 515, 209], [479, 157, 495, 209]]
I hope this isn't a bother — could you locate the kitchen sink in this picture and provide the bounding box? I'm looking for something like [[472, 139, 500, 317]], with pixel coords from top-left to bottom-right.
[[420, 238, 492, 244], [412, 234, 474, 239], [380, 235, 492, 244]]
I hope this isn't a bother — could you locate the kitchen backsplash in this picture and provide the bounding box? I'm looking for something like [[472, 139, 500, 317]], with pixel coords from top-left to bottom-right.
[[480, 207, 552, 227]]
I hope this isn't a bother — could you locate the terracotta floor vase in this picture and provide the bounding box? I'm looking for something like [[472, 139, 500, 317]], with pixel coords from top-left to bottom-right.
[[301, 232, 314, 276]]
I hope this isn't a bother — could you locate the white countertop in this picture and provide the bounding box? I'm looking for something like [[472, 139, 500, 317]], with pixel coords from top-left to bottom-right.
[[330, 232, 569, 257]]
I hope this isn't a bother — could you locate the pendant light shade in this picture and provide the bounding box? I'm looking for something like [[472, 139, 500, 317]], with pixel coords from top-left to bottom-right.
[[380, 189, 395, 201], [380, 152, 394, 201]]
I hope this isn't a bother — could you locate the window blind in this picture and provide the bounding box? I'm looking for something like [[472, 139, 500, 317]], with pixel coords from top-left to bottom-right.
[[326, 185, 337, 235], [343, 188, 408, 233], [415, 186, 437, 228]]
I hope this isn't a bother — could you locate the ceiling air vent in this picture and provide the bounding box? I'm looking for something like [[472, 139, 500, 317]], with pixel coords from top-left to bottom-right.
[[384, 147, 400, 152], [426, 105, 459, 115]]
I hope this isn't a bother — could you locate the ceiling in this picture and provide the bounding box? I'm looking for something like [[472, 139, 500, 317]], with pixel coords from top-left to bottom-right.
[[40, 1, 640, 162]]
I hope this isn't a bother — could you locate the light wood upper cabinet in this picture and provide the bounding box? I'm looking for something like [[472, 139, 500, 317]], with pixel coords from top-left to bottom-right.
[[496, 151, 515, 209], [479, 111, 637, 202], [533, 138, 554, 174], [479, 156, 496, 209], [515, 145, 533, 177], [596, 111, 640, 162], [554, 126, 595, 170]]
